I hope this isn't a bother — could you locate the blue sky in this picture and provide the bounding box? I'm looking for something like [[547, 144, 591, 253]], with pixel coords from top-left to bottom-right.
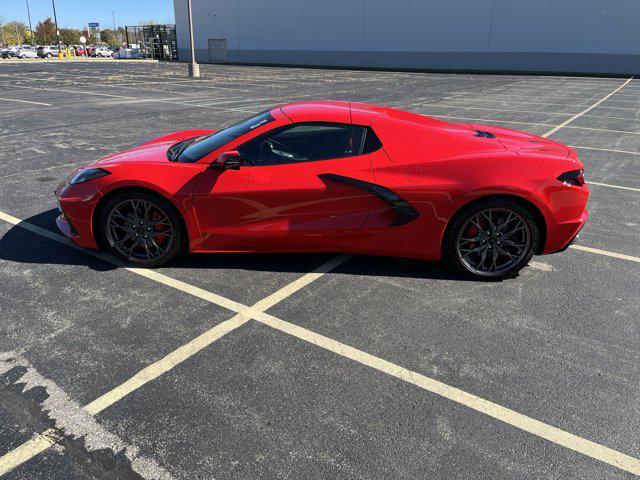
[[0, 0, 175, 29]]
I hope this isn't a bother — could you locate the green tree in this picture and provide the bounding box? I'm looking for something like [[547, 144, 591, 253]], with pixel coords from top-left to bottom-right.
[[34, 18, 56, 45], [60, 28, 82, 46], [99, 28, 116, 46], [0, 20, 28, 45]]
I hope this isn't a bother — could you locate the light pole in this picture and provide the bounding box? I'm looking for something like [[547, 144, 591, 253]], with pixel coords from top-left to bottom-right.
[[111, 11, 116, 31], [25, 0, 34, 45], [51, 0, 61, 54], [187, 0, 199, 77]]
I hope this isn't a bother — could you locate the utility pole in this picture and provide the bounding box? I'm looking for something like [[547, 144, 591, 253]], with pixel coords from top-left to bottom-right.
[[111, 11, 116, 31], [187, 0, 199, 77], [51, 0, 61, 53], [25, 0, 34, 45]]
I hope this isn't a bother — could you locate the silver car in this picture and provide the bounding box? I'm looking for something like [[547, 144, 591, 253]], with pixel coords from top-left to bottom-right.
[[16, 48, 38, 59], [37, 46, 60, 58]]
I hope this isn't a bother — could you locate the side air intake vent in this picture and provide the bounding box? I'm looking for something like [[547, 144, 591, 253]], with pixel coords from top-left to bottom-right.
[[475, 130, 496, 138]]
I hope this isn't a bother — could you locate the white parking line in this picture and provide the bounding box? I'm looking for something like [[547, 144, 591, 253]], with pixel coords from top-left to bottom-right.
[[587, 182, 640, 192], [0, 81, 270, 114], [4, 83, 138, 100], [424, 104, 574, 116], [432, 115, 553, 128], [1, 210, 639, 475], [0, 97, 52, 106], [542, 78, 634, 138], [433, 115, 640, 137], [571, 145, 640, 156]]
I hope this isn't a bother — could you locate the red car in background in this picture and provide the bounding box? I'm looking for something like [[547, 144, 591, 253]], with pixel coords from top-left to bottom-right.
[[55, 101, 588, 280]]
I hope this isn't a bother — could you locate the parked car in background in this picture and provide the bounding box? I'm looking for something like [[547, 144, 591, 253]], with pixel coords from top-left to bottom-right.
[[113, 48, 141, 59], [75, 46, 86, 56], [1, 46, 24, 58], [16, 47, 38, 59], [86, 46, 96, 57], [37, 45, 60, 58], [92, 46, 113, 57]]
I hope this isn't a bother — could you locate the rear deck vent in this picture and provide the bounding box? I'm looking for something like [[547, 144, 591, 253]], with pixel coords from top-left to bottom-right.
[[475, 130, 496, 138]]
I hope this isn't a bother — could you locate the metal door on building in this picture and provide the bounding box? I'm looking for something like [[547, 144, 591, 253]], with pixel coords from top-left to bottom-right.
[[208, 39, 227, 62]]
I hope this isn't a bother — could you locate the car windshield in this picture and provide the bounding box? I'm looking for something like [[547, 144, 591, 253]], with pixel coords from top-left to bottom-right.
[[178, 110, 275, 162]]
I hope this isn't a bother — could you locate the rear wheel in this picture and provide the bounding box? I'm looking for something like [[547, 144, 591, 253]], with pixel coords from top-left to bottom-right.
[[100, 192, 183, 267], [446, 200, 538, 280], [46, 53, 52, 58]]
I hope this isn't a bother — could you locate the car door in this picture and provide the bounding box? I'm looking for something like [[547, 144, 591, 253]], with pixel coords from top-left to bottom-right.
[[192, 122, 375, 251]]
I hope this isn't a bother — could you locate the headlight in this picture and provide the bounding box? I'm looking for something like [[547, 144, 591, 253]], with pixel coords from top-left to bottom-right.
[[69, 168, 110, 185]]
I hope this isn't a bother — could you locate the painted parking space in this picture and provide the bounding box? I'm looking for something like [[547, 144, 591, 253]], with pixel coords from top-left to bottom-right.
[[0, 61, 638, 479]]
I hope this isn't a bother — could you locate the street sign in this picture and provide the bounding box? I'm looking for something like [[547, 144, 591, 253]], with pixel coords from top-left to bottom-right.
[[79, 36, 86, 44], [88, 22, 99, 28]]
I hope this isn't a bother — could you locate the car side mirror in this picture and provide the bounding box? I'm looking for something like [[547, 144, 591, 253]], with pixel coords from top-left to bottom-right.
[[212, 150, 241, 170]]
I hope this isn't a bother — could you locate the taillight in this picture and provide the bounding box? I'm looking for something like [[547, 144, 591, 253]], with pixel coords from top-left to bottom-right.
[[557, 169, 585, 187]]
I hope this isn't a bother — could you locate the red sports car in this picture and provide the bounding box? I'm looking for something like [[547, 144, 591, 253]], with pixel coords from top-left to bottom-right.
[[55, 101, 588, 280]]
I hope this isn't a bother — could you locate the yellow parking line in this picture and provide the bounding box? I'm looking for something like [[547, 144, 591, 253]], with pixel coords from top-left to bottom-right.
[[0, 430, 61, 477], [0, 209, 351, 473], [1, 209, 639, 476], [570, 245, 640, 264], [84, 254, 351, 416], [253, 311, 640, 476]]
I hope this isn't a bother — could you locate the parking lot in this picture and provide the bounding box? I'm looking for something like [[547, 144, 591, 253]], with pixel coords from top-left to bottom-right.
[[0, 61, 638, 479]]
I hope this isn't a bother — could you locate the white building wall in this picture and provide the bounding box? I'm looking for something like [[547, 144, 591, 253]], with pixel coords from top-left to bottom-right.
[[173, 0, 640, 75]]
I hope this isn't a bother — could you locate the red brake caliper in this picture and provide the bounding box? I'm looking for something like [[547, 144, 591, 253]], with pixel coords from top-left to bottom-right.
[[151, 211, 166, 245]]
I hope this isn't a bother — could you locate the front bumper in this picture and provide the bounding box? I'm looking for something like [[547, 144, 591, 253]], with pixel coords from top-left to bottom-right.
[[54, 181, 102, 249]]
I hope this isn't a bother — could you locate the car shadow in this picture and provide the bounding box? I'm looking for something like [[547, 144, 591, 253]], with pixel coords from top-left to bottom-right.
[[0, 209, 472, 281]]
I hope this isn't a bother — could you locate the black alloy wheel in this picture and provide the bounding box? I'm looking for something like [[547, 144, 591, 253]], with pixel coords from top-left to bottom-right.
[[447, 200, 538, 280], [100, 192, 182, 267]]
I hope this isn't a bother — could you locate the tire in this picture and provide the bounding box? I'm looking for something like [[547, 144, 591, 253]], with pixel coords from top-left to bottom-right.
[[445, 199, 539, 281], [99, 192, 183, 267], [97, 53, 103, 57], [46, 53, 52, 58]]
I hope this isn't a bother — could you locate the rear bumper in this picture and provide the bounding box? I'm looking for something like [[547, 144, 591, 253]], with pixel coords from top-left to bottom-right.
[[546, 209, 587, 254], [531, 173, 589, 255]]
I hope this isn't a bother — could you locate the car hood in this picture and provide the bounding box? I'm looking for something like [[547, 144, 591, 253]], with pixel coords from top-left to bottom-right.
[[92, 129, 215, 166]]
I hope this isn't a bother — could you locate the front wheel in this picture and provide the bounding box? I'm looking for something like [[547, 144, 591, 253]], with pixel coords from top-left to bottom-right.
[[446, 200, 538, 280], [46, 53, 52, 58], [99, 192, 183, 267]]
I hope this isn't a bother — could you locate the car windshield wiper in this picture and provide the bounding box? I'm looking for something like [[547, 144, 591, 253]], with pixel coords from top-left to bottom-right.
[[167, 138, 195, 162]]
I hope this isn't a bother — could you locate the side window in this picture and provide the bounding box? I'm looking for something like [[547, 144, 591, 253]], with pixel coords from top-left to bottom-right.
[[238, 123, 367, 167], [362, 127, 383, 154]]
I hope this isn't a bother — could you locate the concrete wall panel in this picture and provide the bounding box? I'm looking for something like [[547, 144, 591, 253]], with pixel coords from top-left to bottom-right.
[[174, 0, 640, 75]]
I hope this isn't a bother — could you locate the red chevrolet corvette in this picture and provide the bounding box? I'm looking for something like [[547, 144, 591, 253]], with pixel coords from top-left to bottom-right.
[[55, 101, 588, 279]]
